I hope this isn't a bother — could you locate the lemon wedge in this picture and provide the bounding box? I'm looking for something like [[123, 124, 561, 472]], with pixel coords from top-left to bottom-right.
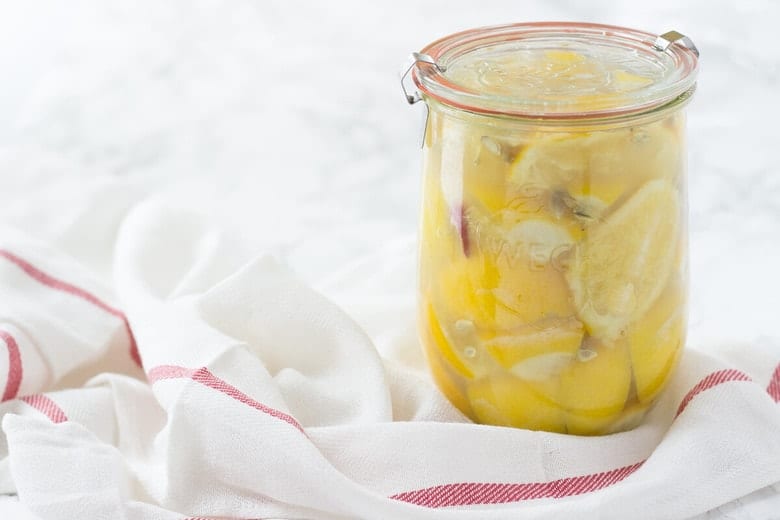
[[566, 179, 680, 340], [613, 69, 654, 88], [433, 215, 577, 332], [433, 254, 498, 329], [603, 401, 652, 434], [512, 132, 624, 207], [419, 158, 459, 269], [544, 49, 588, 65], [559, 340, 632, 435], [487, 218, 577, 324], [510, 123, 681, 210], [467, 374, 565, 432], [421, 312, 474, 417], [627, 279, 686, 403], [486, 317, 584, 370], [422, 301, 475, 379], [462, 134, 516, 212]]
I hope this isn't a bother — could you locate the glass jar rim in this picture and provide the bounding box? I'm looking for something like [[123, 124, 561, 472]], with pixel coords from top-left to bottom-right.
[[412, 22, 699, 121]]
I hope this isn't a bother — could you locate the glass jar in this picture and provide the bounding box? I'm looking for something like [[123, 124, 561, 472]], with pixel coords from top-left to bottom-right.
[[403, 23, 699, 435]]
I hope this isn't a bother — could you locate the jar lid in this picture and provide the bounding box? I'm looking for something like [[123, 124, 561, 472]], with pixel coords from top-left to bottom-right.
[[404, 22, 699, 119]]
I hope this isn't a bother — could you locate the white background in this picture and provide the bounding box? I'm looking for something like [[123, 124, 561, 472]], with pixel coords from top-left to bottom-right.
[[0, 1, 778, 518]]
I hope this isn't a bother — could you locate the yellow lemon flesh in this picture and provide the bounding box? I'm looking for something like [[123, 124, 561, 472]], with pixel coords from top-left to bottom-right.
[[467, 374, 566, 433], [559, 340, 632, 435], [603, 401, 652, 434], [510, 121, 680, 212], [432, 215, 577, 333], [422, 301, 474, 379], [566, 179, 680, 341], [491, 219, 577, 324], [421, 317, 474, 417], [627, 279, 686, 403], [419, 151, 457, 272], [486, 318, 584, 370], [433, 255, 497, 330], [462, 134, 514, 212]]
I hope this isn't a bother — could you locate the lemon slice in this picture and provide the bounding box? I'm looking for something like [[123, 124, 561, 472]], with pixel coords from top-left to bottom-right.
[[433, 116, 526, 215], [422, 301, 474, 379], [612, 69, 654, 88], [486, 317, 584, 370], [567, 179, 680, 340], [467, 374, 565, 432], [508, 352, 577, 382], [511, 123, 681, 210], [419, 156, 460, 269], [545, 49, 588, 65], [492, 271, 574, 325], [434, 216, 577, 333], [488, 219, 577, 324], [421, 312, 474, 417], [462, 134, 518, 212], [559, 340, 632, 435], [627, 279, 686, 403], [511, 132, 623, 206], [427, 349, 473, 416], [603, 401, 652, 434], [419, 167, 445, 243], [434, 254, 498, 330]]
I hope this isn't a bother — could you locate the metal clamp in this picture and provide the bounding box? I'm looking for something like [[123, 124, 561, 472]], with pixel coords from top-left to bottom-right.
[[400, 52, 445, 104], [653, 30, 699, 57]]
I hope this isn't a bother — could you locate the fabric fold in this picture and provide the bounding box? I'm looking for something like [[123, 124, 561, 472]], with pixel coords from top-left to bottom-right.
[[0, 198, 777, 520]]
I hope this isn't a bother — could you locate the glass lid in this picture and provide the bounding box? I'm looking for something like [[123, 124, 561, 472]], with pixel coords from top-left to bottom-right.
[[411, 22, 699, 119]]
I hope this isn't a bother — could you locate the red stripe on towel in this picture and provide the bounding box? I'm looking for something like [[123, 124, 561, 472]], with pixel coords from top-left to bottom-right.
[[20, 394, 67, 423], [0, 249, 142, 367], [148, 365, 304, 434], [767, 362, 780, 403], [151, 364, 763, 508], [390, 461, 644, 507], [148, 365, 195, 381], [675, 368, 752, 417], [391, 367, 758, 508], [0, 329, 22, 401]]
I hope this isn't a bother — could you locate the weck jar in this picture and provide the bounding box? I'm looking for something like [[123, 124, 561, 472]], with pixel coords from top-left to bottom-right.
[[402, 22, 699, 435]]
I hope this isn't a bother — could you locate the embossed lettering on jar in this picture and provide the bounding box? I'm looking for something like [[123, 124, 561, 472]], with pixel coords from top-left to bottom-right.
[[404, 22, 699, 435]]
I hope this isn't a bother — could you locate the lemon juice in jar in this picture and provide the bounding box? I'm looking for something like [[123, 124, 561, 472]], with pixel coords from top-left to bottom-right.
[[403, 23, 698, 435]]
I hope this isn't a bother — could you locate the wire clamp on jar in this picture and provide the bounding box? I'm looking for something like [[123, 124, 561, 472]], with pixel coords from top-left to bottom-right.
[[653, 30, 699, 57], [400, 52, 445, 105]]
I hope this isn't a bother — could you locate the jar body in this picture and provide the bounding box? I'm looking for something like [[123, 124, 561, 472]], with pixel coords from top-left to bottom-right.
[[417, 100, 688, 435]]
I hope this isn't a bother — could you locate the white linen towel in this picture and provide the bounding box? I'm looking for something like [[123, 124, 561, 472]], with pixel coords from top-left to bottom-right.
[[0, 192, 779, 520]]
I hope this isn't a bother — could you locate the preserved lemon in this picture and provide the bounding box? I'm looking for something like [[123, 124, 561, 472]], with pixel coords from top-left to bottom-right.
[[412, 22, 696, 435], [485, 318, 584, 371], [627, 279, 686, 403], [418, 117, 687, 434], [567, 180, 680, 341], [559, 340, 632, 435], [421, 301, 474, 416], [467, 374, 565, 433], [512, 122, 680, 212]]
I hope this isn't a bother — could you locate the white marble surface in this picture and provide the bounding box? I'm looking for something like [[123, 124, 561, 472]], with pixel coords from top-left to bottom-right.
[[0, 1, 779, 518]]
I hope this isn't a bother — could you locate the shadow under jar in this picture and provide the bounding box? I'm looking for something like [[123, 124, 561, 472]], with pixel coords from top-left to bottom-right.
[[404, 22, 699, 435]]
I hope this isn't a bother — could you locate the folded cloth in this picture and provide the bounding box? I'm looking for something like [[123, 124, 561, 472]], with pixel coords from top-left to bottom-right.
[[0, 195, 779, 520]]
